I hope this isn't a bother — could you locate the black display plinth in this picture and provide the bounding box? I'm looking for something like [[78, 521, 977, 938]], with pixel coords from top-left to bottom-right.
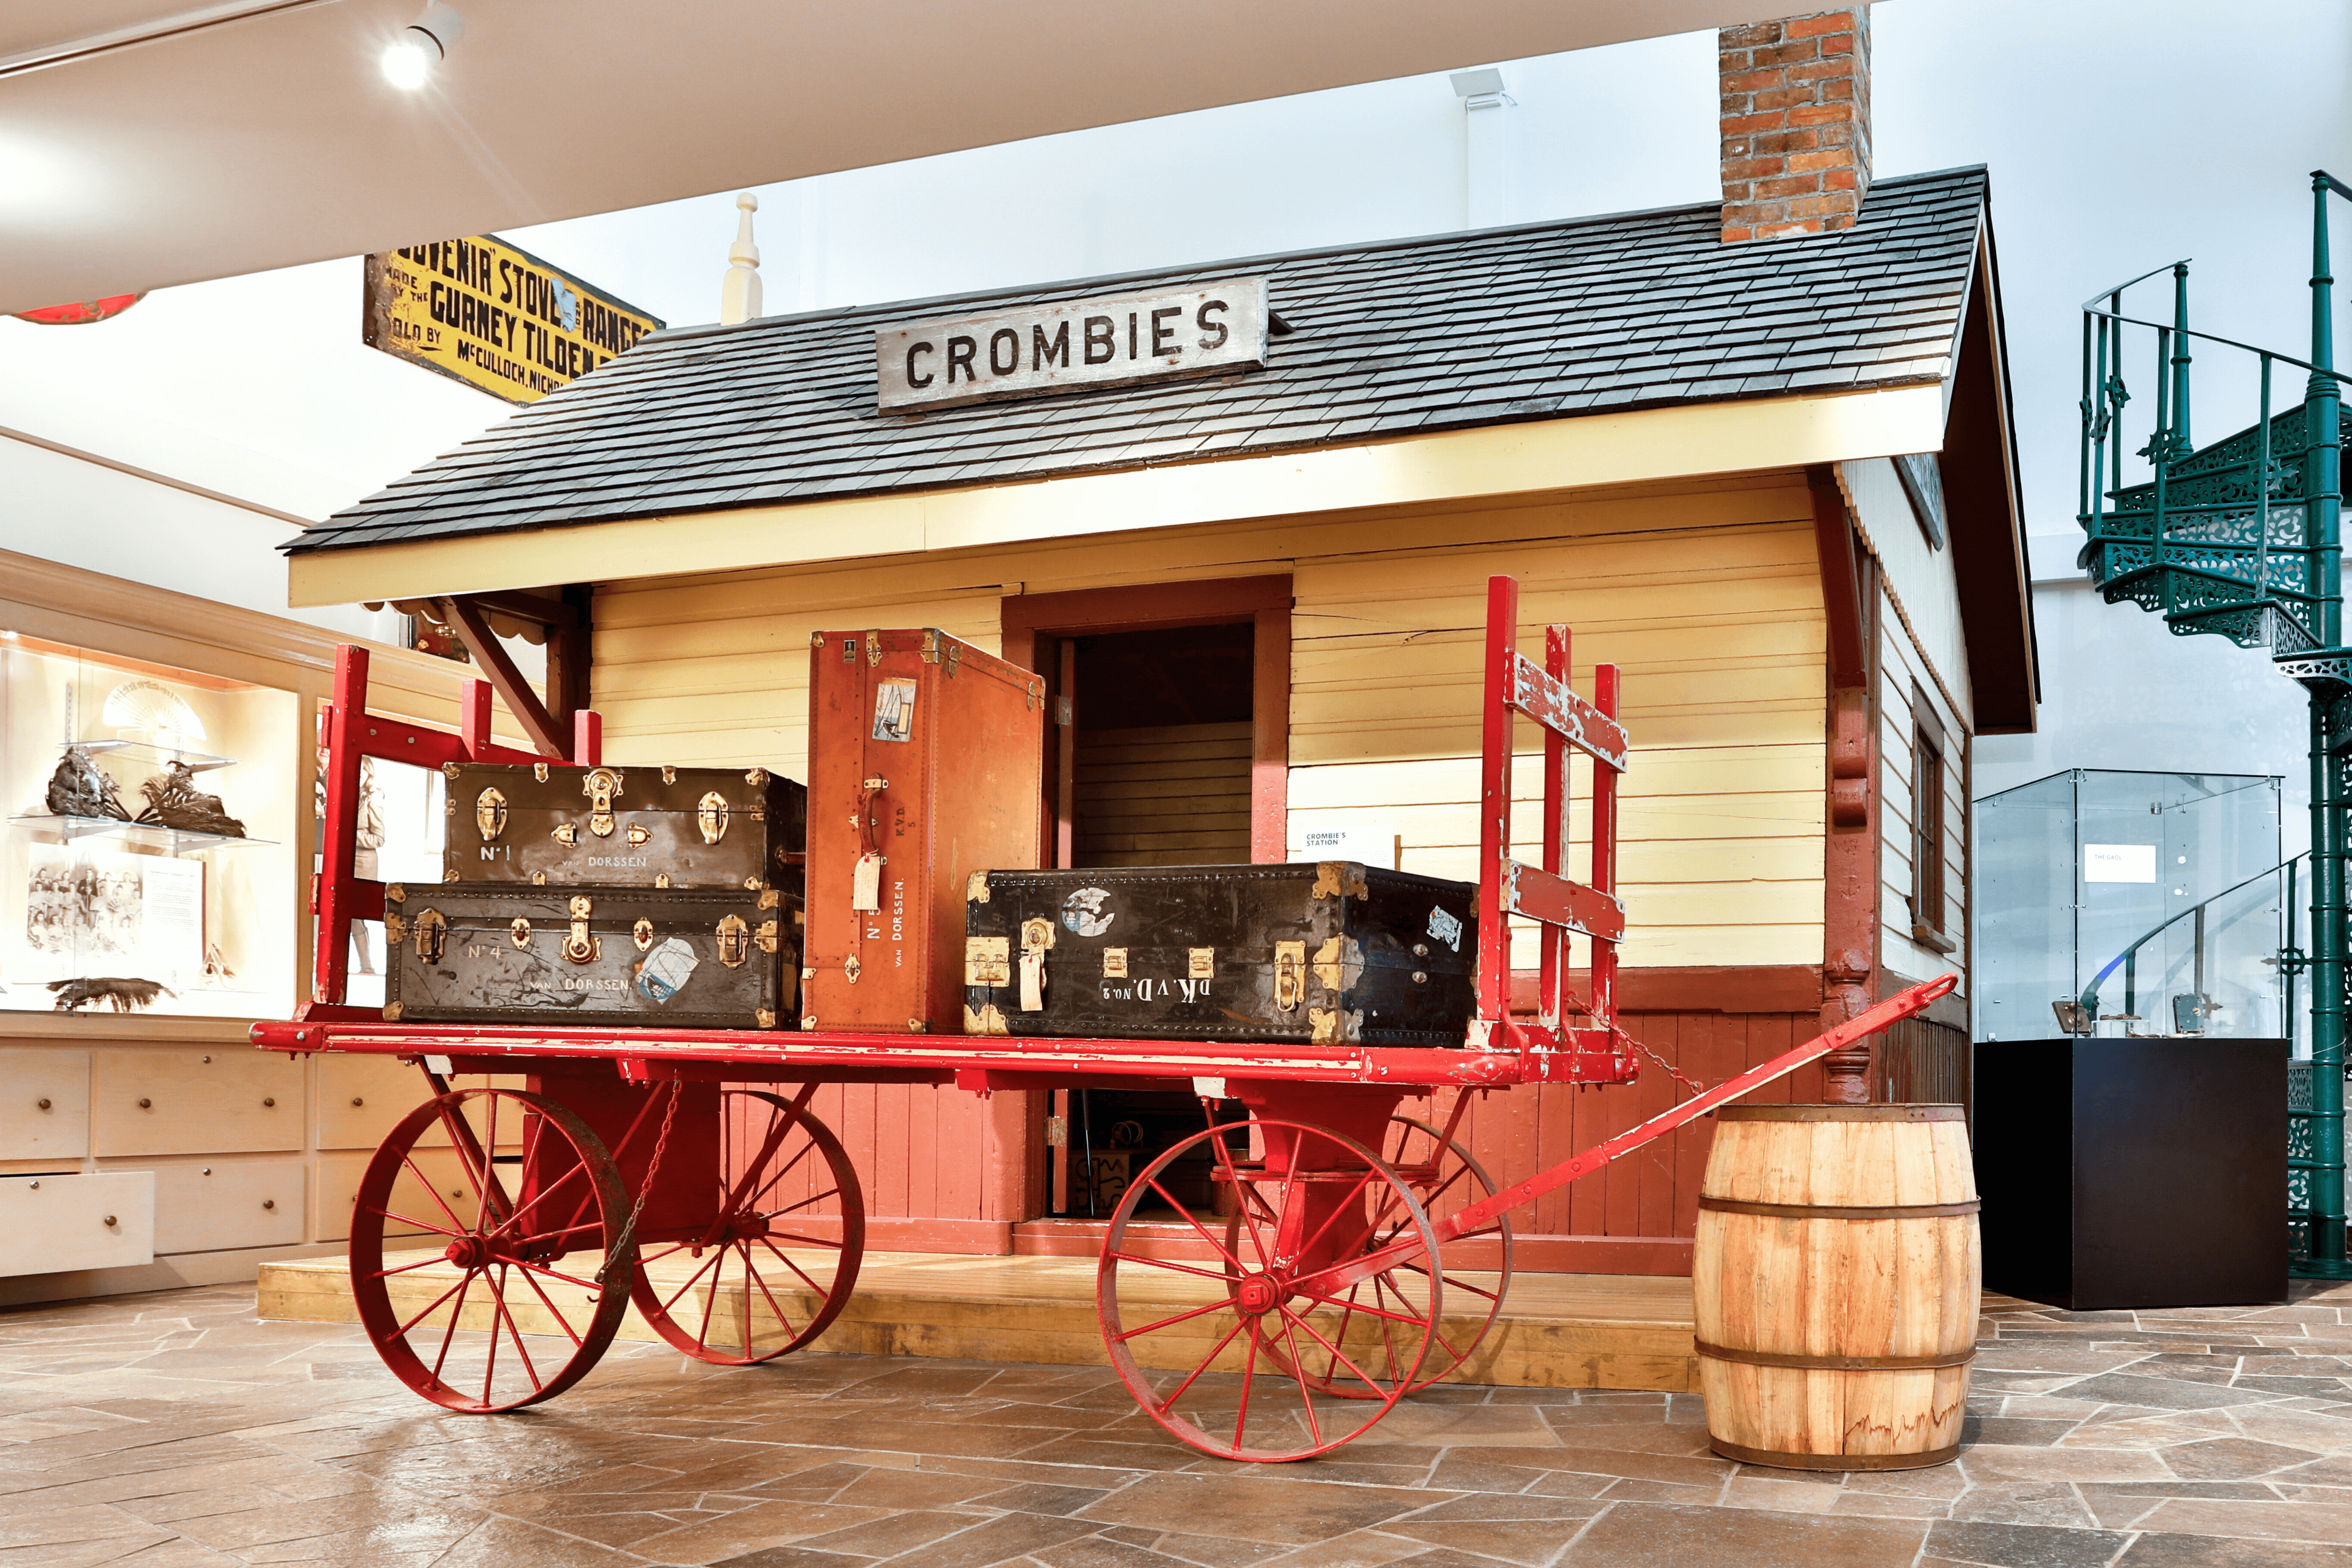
[[1973, 1038, 2288, 1310]]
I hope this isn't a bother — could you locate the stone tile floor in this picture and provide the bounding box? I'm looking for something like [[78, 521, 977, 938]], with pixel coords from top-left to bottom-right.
[[2, 1280, 2348, 1568]]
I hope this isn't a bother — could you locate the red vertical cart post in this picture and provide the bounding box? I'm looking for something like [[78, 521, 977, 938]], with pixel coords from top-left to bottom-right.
[[1470, 575, 1633, 1081], [303, 643, 597, 1021]]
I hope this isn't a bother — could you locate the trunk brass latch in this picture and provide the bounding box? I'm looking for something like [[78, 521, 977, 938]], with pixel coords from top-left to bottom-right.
[[510, 916, 533, 950], [632, 917, 654, 952], [563, 896, 598, 963], [715, 914, 750, 968], [414, 907, 445, 964], [475, 787, 506, 841], [697, 792, 730, 845], [1274, 941, 1306, 1011], [552, 823, 579, 846], [626, 823, 652, 848], [583, 769, 622, 837]]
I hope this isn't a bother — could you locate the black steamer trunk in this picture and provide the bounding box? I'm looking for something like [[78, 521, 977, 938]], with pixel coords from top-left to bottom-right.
[[442, 762, 807, 892], [384, 883, 799, 1029], [963, 863, 1476, 1045]]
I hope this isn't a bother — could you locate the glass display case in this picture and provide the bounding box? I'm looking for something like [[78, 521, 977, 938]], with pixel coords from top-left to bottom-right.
[[1975, 769, 2284, 1042], [328, 745, 446, 1012], [2, 632, 298, 1019]]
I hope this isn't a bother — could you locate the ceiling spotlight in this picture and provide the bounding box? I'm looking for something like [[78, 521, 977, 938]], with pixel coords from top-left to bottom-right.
[[383, 2, 463, 89]]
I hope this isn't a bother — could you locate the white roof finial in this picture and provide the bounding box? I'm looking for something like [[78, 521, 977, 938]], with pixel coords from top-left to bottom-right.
[[720, 191, 762, 326]]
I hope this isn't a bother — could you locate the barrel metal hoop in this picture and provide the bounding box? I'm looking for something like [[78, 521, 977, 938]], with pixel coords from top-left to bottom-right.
[[1714, 1104, 1965, 1122], [1694, 1337, 1978, 1371], [1697, 1195, 1980, 1220], [1708, 1436, 1963, 1471]]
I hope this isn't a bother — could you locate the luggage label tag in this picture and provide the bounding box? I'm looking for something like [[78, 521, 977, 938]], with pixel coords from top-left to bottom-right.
[[852, 852, 884, 912], [1019, 917, 1054, 1012]]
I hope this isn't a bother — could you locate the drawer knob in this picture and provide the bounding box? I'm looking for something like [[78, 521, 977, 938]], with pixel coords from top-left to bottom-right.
[[138, 1098, 152, 1109], [36, 1098, 51, 1111], [262, 1098, 276, 1108], [103, 1215, 117, 1227], [262, 1200, 276, 1210], [351, 1097, 364, 1107]]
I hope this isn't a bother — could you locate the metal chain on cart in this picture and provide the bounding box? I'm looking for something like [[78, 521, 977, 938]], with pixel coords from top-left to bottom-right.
[[596, 1080, 680, 1285], [1609, 1021, 1710, 1103]]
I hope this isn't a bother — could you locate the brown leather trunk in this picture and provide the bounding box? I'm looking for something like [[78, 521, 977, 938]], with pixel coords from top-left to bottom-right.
[[441, 762, 806, 892], [803, 628, 1045, 1033]]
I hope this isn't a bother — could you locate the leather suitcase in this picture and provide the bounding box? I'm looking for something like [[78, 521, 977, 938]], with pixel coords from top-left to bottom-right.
[[962, 862, 1477, 1045], [383, 882, 799, 1028], [441, 762, 806, 891], [803, 628, 1045, 1033]]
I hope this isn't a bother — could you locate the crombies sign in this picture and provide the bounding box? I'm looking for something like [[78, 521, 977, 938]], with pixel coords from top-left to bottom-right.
[[363, 236, 664, 405], [876, 278, 1267, 413]]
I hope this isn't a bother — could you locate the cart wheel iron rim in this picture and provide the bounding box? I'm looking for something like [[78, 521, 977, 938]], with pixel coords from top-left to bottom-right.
[[349, 1088, 633, 1413], [1096, 1116, 1443, 1462], [1240, 1113, 1513, 1399], [628, 1090, 866, 1365]]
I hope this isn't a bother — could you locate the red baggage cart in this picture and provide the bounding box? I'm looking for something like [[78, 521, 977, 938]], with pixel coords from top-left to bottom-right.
[[255, 575, 1951, 1461]]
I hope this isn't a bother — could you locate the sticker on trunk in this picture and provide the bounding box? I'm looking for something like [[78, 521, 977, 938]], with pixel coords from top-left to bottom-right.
[[1061, 886, 1114, 937], [637, 938, 700, 1001], [1427, 905, 1465, 952], [871, 678, 918, 742]]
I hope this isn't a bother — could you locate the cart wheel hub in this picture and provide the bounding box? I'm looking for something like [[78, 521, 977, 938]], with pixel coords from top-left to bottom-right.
[[732, 1213, 770, 1240], [443, 1235, 492, 1270], [1236, 1273, 1285, 1316]]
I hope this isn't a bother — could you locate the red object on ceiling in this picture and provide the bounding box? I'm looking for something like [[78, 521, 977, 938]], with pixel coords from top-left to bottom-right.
[[11, 293, 146, 326]]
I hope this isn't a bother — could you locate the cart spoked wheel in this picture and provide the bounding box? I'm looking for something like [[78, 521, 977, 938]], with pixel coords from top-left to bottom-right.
[[629, 1090, 866, 1365], [1096, 1117, 1442, 1462], [349, 1088, 633, 1413], [1257, 1114, 1515, 1397]]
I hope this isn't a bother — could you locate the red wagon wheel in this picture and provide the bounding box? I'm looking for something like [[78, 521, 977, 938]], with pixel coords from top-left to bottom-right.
[[1255, 1114, 1515, 1397], [349, 1088, 632, 1413], [629, 1090, 866, 1365], [1097, 1117, 1442, 1462]]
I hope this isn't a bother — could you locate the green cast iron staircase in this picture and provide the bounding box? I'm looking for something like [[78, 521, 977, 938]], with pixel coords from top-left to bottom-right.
[[2078, 172, 2352, 1279]]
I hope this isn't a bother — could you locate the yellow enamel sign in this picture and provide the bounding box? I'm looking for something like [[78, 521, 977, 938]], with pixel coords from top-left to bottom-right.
[[362, 236, 663, 404]]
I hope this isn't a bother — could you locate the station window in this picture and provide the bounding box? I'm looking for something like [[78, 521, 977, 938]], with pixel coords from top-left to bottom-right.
[[1910, 688, 1953, 949]]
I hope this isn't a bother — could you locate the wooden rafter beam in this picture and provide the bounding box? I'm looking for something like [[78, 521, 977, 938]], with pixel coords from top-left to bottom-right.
[[437, 594, 567, 757]]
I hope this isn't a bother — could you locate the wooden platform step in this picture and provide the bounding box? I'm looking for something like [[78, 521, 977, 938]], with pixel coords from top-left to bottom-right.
[[258, 1249, 1699, 1392]]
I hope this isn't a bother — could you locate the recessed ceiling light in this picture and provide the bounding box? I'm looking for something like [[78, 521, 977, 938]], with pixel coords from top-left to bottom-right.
[[383, 2, 463, 89]]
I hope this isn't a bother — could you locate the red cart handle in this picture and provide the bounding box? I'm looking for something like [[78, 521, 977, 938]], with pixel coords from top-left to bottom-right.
[[1300, 972, 1961, 1298]]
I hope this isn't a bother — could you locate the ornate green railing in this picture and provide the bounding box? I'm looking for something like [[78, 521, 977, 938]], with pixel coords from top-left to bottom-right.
[[2078, 171, 2352, 1279]]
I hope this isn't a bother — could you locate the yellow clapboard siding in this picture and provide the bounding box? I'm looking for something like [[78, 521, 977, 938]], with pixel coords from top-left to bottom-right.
[[1287, 748, 1825, 808], [1289, 702, 1825, 764], [586, 477, 1816, 630], [590, 476, 1825, 969], [1293, 621, 1826, 689]]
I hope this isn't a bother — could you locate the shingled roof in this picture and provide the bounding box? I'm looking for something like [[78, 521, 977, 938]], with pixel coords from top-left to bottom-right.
[[289, 165, 1990, 556]]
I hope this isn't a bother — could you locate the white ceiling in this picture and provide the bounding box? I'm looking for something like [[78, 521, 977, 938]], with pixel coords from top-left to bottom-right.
[[0, 0, 1774, 315]]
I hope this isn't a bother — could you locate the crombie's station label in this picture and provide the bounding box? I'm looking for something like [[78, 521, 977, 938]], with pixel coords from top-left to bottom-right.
[[875, 278, 1268, 413], [363, 236, 663, 406]]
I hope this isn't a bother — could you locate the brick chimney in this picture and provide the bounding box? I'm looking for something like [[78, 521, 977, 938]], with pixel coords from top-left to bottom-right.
[[1719, 8, 1871, 243]]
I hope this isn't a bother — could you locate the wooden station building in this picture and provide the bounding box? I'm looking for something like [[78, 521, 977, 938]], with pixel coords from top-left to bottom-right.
[[282, 163, 2032, 1277]]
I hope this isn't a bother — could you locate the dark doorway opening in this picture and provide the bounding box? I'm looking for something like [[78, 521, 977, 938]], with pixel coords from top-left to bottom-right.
[[1063, 621, 1255, 868]]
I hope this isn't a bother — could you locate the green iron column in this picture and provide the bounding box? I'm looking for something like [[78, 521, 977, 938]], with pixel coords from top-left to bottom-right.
[[2298, 170, 2349, 1277]]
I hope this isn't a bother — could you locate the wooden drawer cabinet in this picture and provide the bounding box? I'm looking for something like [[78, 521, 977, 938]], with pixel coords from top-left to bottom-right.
[[316, 1056, 431, 1151], [0, 1050, 90, 1161], [316, 1062, 525, 1152], [316, 1148, 478, 1243], [92, 1050, 305, 1156], [0, 1172, 154, 1277], [150, 1160, 307, 1254]]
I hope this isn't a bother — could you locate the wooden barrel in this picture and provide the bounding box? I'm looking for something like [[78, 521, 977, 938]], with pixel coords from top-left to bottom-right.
[[1692, 1104, 1979, 1470]]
